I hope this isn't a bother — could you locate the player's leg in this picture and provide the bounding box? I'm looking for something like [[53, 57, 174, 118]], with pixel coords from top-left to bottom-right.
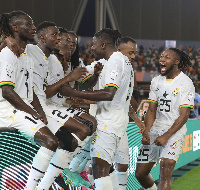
[[158, 132, 185, 190], [36, 117, 74, 190], [158, 158, 176, 190], [12, 111, 59, 190], [49, 106, 97, 152], [91, 130, 119, 190], [135, 162, 156, 189], [135, 142, 159, 189], [114, 132, 129, 190]]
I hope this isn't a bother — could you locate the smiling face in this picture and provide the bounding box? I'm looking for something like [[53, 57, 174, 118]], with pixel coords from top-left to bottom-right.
[[91, 36, 105, 60], [159, 49, 180, 76], [118, 41, 137, 63]]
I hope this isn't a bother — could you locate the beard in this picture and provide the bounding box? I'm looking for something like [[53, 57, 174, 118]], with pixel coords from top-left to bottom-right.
[[161, 64, 174, 76]]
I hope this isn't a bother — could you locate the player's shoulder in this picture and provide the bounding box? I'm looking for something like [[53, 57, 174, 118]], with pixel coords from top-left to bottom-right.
[[25, 44, 43, 56], [49, 54, 59, 63], [179, 72, 193, 82], [151, 75, 163, 83], [109, 51, 124, 60], [108, 52, 126, 68], [0, 47, 17, 60]]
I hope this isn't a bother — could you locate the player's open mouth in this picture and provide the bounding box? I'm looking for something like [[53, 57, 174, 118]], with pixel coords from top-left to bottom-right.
[[160, 62, 166, 72]]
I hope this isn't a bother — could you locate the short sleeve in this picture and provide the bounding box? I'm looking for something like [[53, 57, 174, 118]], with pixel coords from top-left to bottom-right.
[[81, 63, 95, 84], [180, 79, 195, 109], [0, 48, 17, 88], [103, 57, 122, 90], [148, 77, 158, 104]]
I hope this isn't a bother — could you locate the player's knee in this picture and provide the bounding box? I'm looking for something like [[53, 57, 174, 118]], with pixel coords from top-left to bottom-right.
[[80, 124, 91, 138], [116, 163, 128, 172], [45, 135, 59, 150], [135, 168, 144, 181], [160, 158, 175, 176], [76, 115, 96, 136], [87, 115, 97, 131], [55, 126, 73, 152]]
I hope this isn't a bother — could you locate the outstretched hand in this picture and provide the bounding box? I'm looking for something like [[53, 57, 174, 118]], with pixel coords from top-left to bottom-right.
[[66, 67, 87, 82]]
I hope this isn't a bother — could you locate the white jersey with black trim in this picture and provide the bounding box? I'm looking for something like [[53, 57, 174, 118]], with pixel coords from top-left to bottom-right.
[[0, 47, 34, 110], [47, 54, 66, 106], [148, 72, 195, 129], [25, 44, 49, 103], [95, 52, 134, 137]]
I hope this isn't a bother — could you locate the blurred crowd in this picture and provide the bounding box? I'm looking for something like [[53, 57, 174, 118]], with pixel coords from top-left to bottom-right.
[[80, 41, 200, 92]]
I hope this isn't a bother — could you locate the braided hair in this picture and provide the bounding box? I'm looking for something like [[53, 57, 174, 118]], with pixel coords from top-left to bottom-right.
[[94, 28, 121, 47], [169, 48, 192, 70], [67, 31, 80, 69], [0, 10, 27, 40]]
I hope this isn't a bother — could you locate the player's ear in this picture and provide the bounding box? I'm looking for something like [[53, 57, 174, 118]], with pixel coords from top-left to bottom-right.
[[101, 43, 106, 50], [11, 25, 18, 32], [175, 59, 180, 65], [39, 34, 46, 43]]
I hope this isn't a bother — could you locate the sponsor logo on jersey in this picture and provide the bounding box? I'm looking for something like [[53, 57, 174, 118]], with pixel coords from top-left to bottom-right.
[[172, 88, 180, 96], [170, 141, 177, 149], [168, 152, 175, 155]]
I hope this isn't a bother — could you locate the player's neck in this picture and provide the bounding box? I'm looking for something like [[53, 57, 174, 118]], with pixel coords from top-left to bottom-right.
[[105, 48, 117, 60], [13, 35, 27, 51], [166, 70, 181, 79], [37, 42, 52, 58]]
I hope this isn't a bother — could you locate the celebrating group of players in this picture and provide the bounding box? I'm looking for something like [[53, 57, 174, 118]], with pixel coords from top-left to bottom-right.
[[0, 10, 195, 190]]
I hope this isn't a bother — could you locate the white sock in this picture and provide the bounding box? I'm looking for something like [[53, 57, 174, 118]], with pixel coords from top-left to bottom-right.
[[25, 146, 55, 190], [144, 183, 157, 190], [72, 135, 91, 157], [37, 148, 73, 190], [69, 137, 91, 172], [110, 171, 119, 190], [116, 171, 128, 190], [87, 174, 94, 185], [94, 176, 113, 190]]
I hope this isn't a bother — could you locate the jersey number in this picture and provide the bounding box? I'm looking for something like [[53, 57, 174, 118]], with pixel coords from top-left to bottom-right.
[[137, 148, 149, 162], [52, 110, 69, 119], [160, 99, 171, 112]]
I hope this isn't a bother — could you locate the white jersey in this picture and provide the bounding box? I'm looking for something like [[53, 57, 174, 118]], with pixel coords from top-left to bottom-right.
[[148, 72, 195, 132], [95, 52, 133, 137], [65, 58, 85, 87], [0, 47, 34, 110], [47, 54, 66, 106], [25, 44, 48, 102]]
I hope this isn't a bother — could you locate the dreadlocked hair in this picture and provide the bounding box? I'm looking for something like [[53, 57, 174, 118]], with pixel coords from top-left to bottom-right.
[[169, 48, 192, 70], [0, 10, 27, 40], [37, 21, 56, 36], [68, 31, 80, 69], [94, 28, 121, 47]]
